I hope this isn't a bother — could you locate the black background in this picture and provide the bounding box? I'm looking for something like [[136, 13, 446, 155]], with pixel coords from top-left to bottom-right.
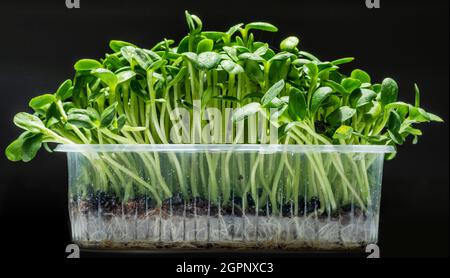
[[0, 0, 448, 261]]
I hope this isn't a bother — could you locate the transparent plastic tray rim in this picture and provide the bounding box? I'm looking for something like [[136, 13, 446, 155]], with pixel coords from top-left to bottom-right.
[[55, 144, 395, 154]]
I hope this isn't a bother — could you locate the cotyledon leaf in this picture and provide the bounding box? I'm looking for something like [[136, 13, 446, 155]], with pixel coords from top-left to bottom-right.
[[310, 86, 333, 114], [326, 106, 356, 126], [233, 102, 261, 122], [261, 80, 285, 107]]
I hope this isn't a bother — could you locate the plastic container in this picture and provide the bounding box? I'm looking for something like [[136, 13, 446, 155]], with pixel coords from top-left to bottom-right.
[[55, 144, 394, 250]]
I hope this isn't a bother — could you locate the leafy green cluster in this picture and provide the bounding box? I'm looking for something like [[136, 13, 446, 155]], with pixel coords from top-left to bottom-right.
[[6, 11, 442, 163]]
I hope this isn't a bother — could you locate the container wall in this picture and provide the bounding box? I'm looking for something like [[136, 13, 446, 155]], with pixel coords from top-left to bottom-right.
[[67, 149, 385, 250]]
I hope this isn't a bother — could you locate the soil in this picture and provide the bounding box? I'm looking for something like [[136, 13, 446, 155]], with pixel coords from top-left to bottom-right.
[[75, 239, 365, 251], [69, 193, 371, 251]]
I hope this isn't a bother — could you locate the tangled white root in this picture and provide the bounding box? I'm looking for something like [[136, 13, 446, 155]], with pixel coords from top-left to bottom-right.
[[70, 209, 378, 249]]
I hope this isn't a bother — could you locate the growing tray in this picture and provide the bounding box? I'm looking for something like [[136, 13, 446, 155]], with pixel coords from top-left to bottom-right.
[[56, 144, 394, 250]]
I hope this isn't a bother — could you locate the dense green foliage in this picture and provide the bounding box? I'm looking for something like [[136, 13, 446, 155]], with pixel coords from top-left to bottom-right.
[[5, 11, 442, 213]]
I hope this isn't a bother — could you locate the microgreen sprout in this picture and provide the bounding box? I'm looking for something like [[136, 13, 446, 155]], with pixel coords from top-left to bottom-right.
[[5, 11, 442, 215]]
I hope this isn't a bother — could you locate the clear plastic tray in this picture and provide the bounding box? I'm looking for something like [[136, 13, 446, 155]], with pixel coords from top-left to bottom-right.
[[56, 144, 394, 250]]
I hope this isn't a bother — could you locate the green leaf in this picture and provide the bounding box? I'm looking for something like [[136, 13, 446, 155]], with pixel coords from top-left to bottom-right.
[[195, 52, 221, 70], [427, 112, 444, 122], [69, 108, 99, 123], [45, 102, 62, 120], [333, 125, 353, 140], [331, 57, 354, 66], [244, 60, 264, 83], [185, 11, 202, 34], [55, 79, 73, 100], [220, 60, 244, 75], [226, 23, 244, 37], [385, 101, 411, 111], [201, 87, 213, 109], [29, 94, 56, 110], [304, 62, 318, 78], [22, 134, 43, 162], [380, 78, 398, 106], [68, 113, 96, 129], [264, 97, 286, 109], [109, 40, 136, 52], [388, 110, 402, 132], [5, 133, 29, 162], [100, 102, 117, 128], [239, 52, 264, 62], [364, 101, 382, 121], [168, 66, 188, 88], [241, 91, 264, 101], [88, 88, 105, 103], [408, 107, 431, 122], [146, 49, 164, 61], [341, 78, 361, 94], [299, 51, 319, 61], [201, 31, 225, 42], [74, 59, 102, 71], [322, 94, 340, 107], [130, 80, 149, 101], [270, 102, 288, 121], [151, 39, 174, 51], [5, 141, 23, 161], [349, 88, 377, 108], [245, 22, 278, 32], [233, 102, 261, 122], [86, 107, 100, 122], [326, 106, 356, 126], [402, 125, 422, 136], [116, 70, 136, 84], [351, 69, 371, 84], [212, 95, 241, 104], [317, 62, 335, 72], [91, 68, 118, 89], [280, 36, 299, 52], [223, 46, 239, 61], [104, 54, 124, 70], [133, 48, 153, 70], [288, 87, 306, 121], [269, 52, 294, 62], [14, 112, 46, 133], [253, 44, 269, 56], [261, 80, 285, 107], [414, 83, 420, 108], [310, 86, 333, 114], [277, 123, 289, 140], [388, 130, 404, 145], [372, 83, 382, 93], [181, 52, 202, 68], [197, 38, 214, 53], [120, 46, 136, 65], [176, 36, 190, 54], [292, 58, 310, 66], [116, 114, 126, 131], [149, 59, 167, 71]]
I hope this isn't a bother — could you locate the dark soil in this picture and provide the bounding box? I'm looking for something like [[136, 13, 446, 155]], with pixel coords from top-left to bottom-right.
[[75, 239, 366, 251], [70, 192, 364, 220]]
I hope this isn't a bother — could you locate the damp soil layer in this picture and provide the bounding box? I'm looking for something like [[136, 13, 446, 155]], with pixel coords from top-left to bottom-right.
[[69, 195, 379, 250]]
